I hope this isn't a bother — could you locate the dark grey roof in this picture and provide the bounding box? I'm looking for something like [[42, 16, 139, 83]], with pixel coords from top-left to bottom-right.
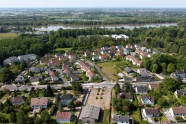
[[176, 90, 186, 97], [124, 67, 134, 73], [141, 95, 154, 103], [119, 93, 133, 99], [136, 86, 148, 93], [113, 115, 130, 123], [144, 108, 160, 115], [79, 105, 101, 120], [136, 76, 153, 82], [10, 96, 26, 103], [60, 94, 73, 100], [176, 71, 185, 74]]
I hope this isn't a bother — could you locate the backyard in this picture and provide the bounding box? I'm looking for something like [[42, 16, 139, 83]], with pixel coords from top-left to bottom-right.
[[0, 33, 18, 40], [97, 59, 136, 81]]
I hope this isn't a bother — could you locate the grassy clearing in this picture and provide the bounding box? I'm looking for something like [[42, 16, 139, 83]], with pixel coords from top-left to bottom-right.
[[103, 109, 110, 124], [97, 59, 136, 81], [55, 48, 72, 52], [0, 94, 10, 101], [161, 115, 168, 122], [0, 33, 18, 40]]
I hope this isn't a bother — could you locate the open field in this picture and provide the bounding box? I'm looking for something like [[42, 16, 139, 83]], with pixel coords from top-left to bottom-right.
[[55, 48, 72, 52], [86, 88, 111, 110], [97, 60, 136, 81], [0, 33, 18, 40]]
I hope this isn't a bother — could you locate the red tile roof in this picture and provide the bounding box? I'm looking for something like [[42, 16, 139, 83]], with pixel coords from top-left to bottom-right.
[[31, 98, 49, 106], [56, 111, 71, 119]]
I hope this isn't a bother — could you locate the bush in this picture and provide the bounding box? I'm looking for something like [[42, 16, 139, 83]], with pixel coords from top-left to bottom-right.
[[100, 97, 103, 99], [101, 93, 103, 95], [97, 93, 99, 95], [96, 97, 98, 99]]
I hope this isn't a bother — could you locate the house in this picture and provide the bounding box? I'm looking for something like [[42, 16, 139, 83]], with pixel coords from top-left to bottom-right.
[[101, 46, 108, 51], [147, 53, 153, 58], [29, 67, 40, 73], [141, 47, 146, 51], [84, 51, 91, 57], [124, 67, 135, 76], [15, 75, 26, 83], [119, 93, 133, 102], [17, 54, 36, 62], [92, 51, 101, 56], [134, 44, 141, 49], [49, 59, 60, 67], [130, 52, 136, 57], [79, 105, 101, 123], [40, 58, 50, 65], [141, 95, 154, 105], [115, 52, 124, 57], [55, 53, 62, 58], [174, 90, 186, 98], [155, 73, 167, 80], [137, 68, 150, 77], [135, 86, 148, 94], [50, 71, 59, 82], [3, 56, 19, 65], [111, 34, 129, 40], [170, 107, 186, 116], [126, 44, 134, 49], [86, 70, 97, 81], [99, 54, 107, 61], [143, 108, 160, 118], [60, 94, 74, 106], [9, 96, 26, 105], [136, 61, 142, 67], [171, 71, 186, 79], [30, 97, 49, 109], [149, 84, 159, 90], [113, 115, 133, 124], [139, 52, 147, 59], [152, 50, 160, 54], [92, 56, 99, 61], [135, 76, 153, 82], [59, 56, 68, 61], [146, 48, 151, 53], [45, 54, 54, 58], [68, 74, 80, 82], [30, 76, 40, 82], [124, 49, 129, 55], [56, 111, 72, 123]]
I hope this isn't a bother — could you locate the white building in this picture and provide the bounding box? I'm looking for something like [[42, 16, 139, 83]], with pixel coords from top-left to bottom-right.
[[3, 56, 19, 65], [17, 54, 36, 62]]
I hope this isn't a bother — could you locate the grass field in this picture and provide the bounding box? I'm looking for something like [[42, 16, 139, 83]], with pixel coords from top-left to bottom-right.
[[55, 48, 72, 52], [97, 60, 136, 81], [0, 33, 18, 40]]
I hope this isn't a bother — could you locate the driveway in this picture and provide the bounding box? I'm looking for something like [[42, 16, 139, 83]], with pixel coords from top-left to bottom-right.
[[56, 69, 71, 87], [163, 108, 175, 122]]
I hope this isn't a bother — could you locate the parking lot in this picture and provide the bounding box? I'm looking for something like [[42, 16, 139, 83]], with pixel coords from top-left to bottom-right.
[[86, 88, 111, 109]]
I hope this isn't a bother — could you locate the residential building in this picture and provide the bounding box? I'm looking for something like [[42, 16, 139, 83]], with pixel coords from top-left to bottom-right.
[[60, 94, 74, 106], [79, 105, 101, 123], [30, 98, 49, 109], [49, 59, 60, 67], [170, 107, 186, 116], [29, 67, 40, 73], [50, 71, 58, 82], [135, 76, 154, 82], [141, 95, 154, 105], [56, 111, 72, 123], [17, 54, 36, 62], [143, 108, 160, 118], [171, 71, 186, 79], [111, 34, 129, 40], [119, 93, 133, 102], [174, 90, 186, 98], [15, 75, 26, 83], [68, 74, 80, 82], [55, 53, 62, 58], [86, 70, 97, 81], [84, 51, 92, 57], [59, 56, 68, 61], [113, 115, 133, 124], [137, 68, 150, 77], [149, 84, 159, 90], [30, 76, 40, 82], [92, 55, 99, 61], [9, 96, 26, 105], [135, 86, 148, 94], [40, 58, 50, 65], [3, 56, 19, 65], [124, 67, 135, 76]]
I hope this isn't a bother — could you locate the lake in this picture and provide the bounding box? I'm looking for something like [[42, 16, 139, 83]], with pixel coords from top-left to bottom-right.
[[35, 23, 177, 31]]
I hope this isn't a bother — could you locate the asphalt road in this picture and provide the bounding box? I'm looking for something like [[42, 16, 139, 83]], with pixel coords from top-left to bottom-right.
[[56, 69, 71, 87]]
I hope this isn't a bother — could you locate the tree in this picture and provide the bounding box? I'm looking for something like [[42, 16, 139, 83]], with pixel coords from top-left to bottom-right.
[[161, 62, 167, 74], [55, 94, 60, 105], [0, 67, 13, 83], [50, 105, 57, 116], [141, 121, 149, 124], [12, 90, 17, 97], [143, 58, 152, 70], [152, 64, 159, 73], [160, 78, 179, 93], [0, 102, 4, 111], [16, 109, 29, 124], [34, 117, 43, 124], [58, 102, 63, 112], [3, 106, 14, 113], [20, 61, 27, 70], [157, 97, 168, 106], [71, 82, 83, 92], [114, 83, 120, 94], [180, 95, 186, 105], [10, 112, 16, 123], [4, 99, 12, 107], [167, 63, 176, 73], [122, 81, 132, 93], [39, 89, 46, 97], [0, 113, 8, 123], [46, 85, 54, 97], [67, 100, 75, 109], [40, 110, 50, 124]]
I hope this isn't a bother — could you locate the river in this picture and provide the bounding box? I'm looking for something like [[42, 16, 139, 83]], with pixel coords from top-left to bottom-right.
[[34, 23, 177, 31]]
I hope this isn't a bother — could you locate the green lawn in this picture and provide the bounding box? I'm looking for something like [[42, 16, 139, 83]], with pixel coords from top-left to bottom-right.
[[103, 109, 110, 124], [97, 60, 136, 81], [0, 33, 18, 40], [55, 48, 72, 52], [0, 94, 10, 101], [130, 110, 140, 124], [161, 115, 168, 122]]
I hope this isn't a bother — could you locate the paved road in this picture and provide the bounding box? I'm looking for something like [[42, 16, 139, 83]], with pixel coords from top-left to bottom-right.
[[56, 69, 71, 87], [85, 60, 110, 83]]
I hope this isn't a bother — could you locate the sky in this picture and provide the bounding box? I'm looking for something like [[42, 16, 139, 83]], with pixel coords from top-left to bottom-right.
[[0, 0, 185, 8]]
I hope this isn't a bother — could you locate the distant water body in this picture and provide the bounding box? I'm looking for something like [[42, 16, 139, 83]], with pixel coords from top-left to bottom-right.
[[35, 23, 177, 31]]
